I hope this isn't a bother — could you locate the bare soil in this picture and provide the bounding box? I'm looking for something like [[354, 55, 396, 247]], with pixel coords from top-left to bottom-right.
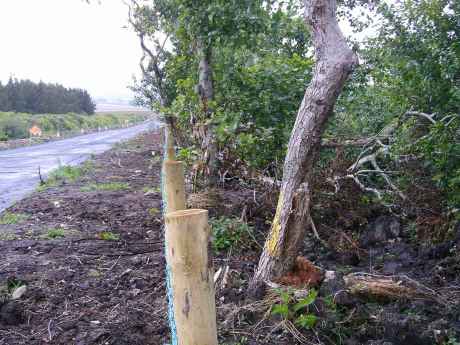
[[1, 129, 459, 345], [0, 131, 168, 345]]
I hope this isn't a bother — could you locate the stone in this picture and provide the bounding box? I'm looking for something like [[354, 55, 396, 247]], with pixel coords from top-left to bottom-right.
[[129, 288, 141, 297], [320, 271, 356, 307], [11, 285, 27, 300]]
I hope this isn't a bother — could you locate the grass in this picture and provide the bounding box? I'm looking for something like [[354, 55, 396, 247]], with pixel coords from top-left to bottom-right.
[[98, 231, 120, 241], [81, 182, 130, 192], [45, 228, 66, 239], [0, 111, 149, 141], [38, 161, 93, 191], [0, 232, 18, 240], [149, 207, 160, 216], [142, 186, 161, 194], [0, 212, 28, 225]]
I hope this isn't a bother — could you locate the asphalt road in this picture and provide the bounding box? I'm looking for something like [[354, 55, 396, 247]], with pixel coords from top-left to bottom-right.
[[0, 120, 159, 213]]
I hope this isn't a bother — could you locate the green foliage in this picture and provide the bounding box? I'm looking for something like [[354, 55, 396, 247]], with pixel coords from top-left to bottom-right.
[[98, 231, 120, 241], [0, 117, 29, 139], [271, 288, 319, 330], [6, 278, 25, 293], [0, 78, 95, 114], [214, 53, 313, 168], [295, 313, 318, 329], [0, 212, 28, 225], [176, 146, 200, 167], [81, 182, 130, 192], [39, 163, 92, 191], [130, 0, 312, 172], [325, 0, 460, 215], [444, 336, 460, 345], [210, 216, 255, 253], [131, 0, 459, 222], [0, 111, 148, 140], [46, 228, 66, 239], [392, 116, 460, 207], [372, 0, 459, 116]]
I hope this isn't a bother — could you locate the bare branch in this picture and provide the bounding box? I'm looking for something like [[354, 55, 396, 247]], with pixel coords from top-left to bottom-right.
[[321, 137, 373, 148], [404, 111, 436, 124]]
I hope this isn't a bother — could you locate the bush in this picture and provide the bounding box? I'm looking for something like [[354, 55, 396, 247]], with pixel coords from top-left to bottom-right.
[[2, 118, 28, 139], [210, 216, 255, 253]]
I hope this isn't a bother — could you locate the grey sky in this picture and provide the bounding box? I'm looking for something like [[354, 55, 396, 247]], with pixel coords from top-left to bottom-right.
[[0, 1, 377, 102], [0, 0, 142, 100]]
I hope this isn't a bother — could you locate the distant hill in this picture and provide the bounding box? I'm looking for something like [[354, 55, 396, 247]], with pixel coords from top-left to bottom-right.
[[95, 102, 149, 113]]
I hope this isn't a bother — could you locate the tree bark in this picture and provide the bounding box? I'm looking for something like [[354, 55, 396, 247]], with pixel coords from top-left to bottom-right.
[[195, 40, 218, 186], [251, 0, 358, 286]]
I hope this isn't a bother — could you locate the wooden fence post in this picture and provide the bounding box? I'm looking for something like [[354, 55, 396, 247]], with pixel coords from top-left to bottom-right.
[[165, 124, 176, 161], [162, 123, 187, 345], [165, 209, 218, 345], [162, 160, 186, 214]]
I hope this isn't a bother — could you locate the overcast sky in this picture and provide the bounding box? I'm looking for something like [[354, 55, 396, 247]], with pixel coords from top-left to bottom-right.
[[0, 0, 142, 100], [0, 1, 376, 102]]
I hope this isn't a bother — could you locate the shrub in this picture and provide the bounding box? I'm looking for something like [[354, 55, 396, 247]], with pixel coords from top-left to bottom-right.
[[0, 212, 28, 225], [210, 216, 255, 253], [0, 117, 28, 139]]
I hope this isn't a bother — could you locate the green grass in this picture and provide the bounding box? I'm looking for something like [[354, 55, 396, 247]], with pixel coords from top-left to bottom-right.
[[0, 111, 149, 141], [38, 162, 93, 191], [98, 231, 120, 241], [45, 228, 66, 239], [142, 186, 161, 194], [0, 212, 28, 225], [81, 182, 130, 192]]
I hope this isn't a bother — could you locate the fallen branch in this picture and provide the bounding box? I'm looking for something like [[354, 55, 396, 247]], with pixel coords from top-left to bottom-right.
[[404, 111, 436, 124], [321, 137, 373, 148], [344, 272, 449, 305]]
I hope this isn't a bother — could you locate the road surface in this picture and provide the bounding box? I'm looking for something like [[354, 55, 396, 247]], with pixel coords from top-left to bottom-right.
[[0, 120, 159, 213]]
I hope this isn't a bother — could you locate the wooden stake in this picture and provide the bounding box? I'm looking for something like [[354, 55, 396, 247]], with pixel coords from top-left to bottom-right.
[[165, 124, 176, 160], [165, 209, 218, 345], [162, 160, 186, 214]]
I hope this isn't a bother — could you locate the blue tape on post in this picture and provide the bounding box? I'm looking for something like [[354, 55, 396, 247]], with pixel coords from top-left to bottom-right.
[[161, 127, 178, 345]]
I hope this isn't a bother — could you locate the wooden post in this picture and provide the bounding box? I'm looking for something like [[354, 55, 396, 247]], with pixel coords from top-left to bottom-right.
[[162, 160, 186, 214], [165, 209, 218, 345], [165, 124, 176, 160]]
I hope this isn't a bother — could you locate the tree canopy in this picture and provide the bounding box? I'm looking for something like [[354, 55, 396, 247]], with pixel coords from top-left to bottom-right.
[[0, 78, 96, 115]]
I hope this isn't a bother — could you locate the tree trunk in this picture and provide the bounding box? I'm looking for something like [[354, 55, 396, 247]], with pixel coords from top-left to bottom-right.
[[195, 40, 218, 186], [251, 0, 358, 286]]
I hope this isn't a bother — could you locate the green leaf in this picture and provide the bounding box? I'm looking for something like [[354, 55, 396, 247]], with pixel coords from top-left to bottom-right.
[[280, 290, 291, 304], [293, 289, 318, 312], [295, 313, 317, 329], [271, 304, 289, 318]]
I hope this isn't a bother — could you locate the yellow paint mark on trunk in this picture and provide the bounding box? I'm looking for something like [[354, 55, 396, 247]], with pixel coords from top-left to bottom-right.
[[266, 191, 284, 256]]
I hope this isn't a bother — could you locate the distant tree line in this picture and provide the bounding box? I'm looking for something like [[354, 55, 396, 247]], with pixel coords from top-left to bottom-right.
[[0, 78, 96, 115]]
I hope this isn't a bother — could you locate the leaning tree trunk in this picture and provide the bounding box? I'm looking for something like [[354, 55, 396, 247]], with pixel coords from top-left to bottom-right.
[[195, 40, 218, 186], [251, 0, 358, 286]]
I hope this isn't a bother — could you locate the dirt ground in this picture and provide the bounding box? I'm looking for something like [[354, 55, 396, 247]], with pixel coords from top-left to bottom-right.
[[1, 129, 459, 345], [0, 131, 169, 345]]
